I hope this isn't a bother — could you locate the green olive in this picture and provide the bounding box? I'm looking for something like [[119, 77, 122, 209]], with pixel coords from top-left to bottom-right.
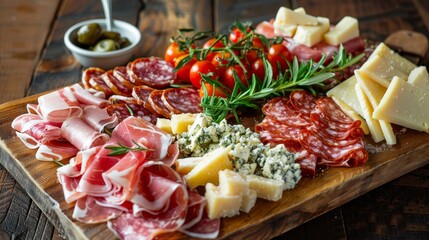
[[118, 37, 132, 48], [77, 23, 102, 46], [92, 39, 117, 52], [101, 31, 121, 41]]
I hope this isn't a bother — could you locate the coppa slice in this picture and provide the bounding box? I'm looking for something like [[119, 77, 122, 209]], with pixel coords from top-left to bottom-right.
[[127, 57, 176, 88], [162, 88, 203, 114]]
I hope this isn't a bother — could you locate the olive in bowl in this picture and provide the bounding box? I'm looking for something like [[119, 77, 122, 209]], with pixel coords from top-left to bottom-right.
[[64, 19, 141, 69]]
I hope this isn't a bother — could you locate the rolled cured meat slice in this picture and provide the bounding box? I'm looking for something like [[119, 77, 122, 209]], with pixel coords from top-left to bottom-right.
[[102, 70, 133, 96], [70, 83, 109, 108], [82, 67, 105, 89], [61, 116, 110, 150], [162, 87, 202, 114], [148, 90, 171, 118], [127, 57, 176, 88], [38, 87, 82, 122], [35, 140, 79, 161], [82, 105, 118, 132]]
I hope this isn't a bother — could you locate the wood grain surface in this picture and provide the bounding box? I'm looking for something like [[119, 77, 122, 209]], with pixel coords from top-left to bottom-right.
[[1, 0, 429, 239]]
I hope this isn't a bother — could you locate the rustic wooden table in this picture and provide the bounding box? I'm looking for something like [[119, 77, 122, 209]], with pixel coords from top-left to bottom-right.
[[1, 0, 429, 239]]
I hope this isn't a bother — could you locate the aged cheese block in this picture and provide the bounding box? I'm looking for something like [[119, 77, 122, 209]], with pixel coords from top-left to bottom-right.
[[246, 174, 283, 201], [156, 118, 172, 134], [293, 17, 330, 47], [359, 54, 409, 87], [373, 76, 429, 133], [240, 189, 257, 213], [184, 146, 233, 189], [218, 169, 249, 196], [371, 42, 416, 75], [175, 157, 202, 175], [408, 66, 429, 90], [324, 16, 359, 46], [205, 183, 242, 219], [170, 113, 196, 134], [355, 70, 396, 145], [273, 7, 307, 36], [355, 84, 385, 143]]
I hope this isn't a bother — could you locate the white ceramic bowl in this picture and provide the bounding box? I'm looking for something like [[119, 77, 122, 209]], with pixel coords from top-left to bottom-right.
[[64, 19, 141, 70]]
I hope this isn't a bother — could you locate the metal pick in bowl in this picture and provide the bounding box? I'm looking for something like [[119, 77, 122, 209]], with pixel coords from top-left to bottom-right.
[[101, 0, 113, 31]]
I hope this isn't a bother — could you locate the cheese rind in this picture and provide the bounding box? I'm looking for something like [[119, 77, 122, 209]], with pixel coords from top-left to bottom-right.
[[408, 66, 429, 90], [205, 183, 241, 219], [373, 76, 429, 133], [324, 16, 359, 45], [246, 174, 283, 201], [293, 17, 330, 47], [184, 146, 233, 189]]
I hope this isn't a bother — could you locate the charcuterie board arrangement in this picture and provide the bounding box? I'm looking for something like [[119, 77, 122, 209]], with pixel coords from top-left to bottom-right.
[[1, 6, 429, 240]]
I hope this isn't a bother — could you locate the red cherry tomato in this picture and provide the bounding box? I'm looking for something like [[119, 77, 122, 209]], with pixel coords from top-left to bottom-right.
[[174, 54, 196, 83], [251, 57, 279, 81], [211, 51, 232, 81], [228, 27, 251, 44], [202, 38, 225, 61], [189, 60, 218, 89], [244, 37, 267, 64], [267, 44, 293, 72], [199, 82, 227, 98], [165, 42, 187, 65], [223, 64, 250, 90]]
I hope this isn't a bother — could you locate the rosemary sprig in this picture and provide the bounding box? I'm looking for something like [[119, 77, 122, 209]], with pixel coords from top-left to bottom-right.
[[105, 140, 152, 156], [201, 45, 365, 123]]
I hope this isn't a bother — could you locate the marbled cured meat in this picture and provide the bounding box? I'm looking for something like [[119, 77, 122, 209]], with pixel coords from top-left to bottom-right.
[[113, 66, 135, 90], [127, 57, 176, 88], [106, 102, 158, 124], [82, 67, 105, 89], [148, 90, 172, 118], [102, 70, 133, 96], [81, 105, 118, 132], [162, 87, 203, 114], [70, 83, 109, 108]]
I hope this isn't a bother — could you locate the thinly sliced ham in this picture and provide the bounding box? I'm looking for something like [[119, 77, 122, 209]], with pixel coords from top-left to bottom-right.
[[61, 116, 110, 150], [82, 105, 118, 132], [73, 196, 123, 224], [37, 87, 82, 122], [35, 140, 79, 161], [70, 83, 109, 108]]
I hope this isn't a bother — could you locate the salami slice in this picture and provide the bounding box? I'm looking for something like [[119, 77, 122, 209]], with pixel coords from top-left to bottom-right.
[[106, 102, 157, 124], [108, 95, 136, 104], [102, 70, 132, 96], [82, 67, 105, 89], [294, 150, 318, 177], [89, 74, 114, 97], [315, 97, 355, 123], [162, 88, 202, 114], [288, 90, 317, 115], [148, 90, 171, 118], [132, 85, 160, 116], [262, 97, 311, 126], [127, 57, 176, 88], [113, 66, 135, 89]]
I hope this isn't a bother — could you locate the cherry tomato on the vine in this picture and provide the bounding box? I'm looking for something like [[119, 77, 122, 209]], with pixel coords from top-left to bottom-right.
[[244, 37, 266, 64], [267, 44, 293, 73], [228, 27, 251, 44], [174, 54, 196, 83], [199, 82, 227, 98], [202, 38, 225, 61], [165, 41, 187, 65], [189, 60, 218, 89], [223, 64, 251, 90], [251, 57, 279, 81], [211, 51, 232, 81]]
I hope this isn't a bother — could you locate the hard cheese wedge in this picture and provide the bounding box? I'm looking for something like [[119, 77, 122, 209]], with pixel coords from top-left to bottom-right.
[[371, 42, 416, 75], [408, 66, 429, 90], [324, 16, 359, 45], [175, 157, 202, 175], [293, 17, 330, 47], [273, 7, 307, 36], [355, 70, 396, 145], [246, 174, 283, 201], [170, 113, 197, 134], [273, 6, 318, 26], [184, 146, 232, 189], [359, 54, 409, 87], [205, 183, 241, 219], [218, 169, 249, 196], [156, 118, 172, 134], [373, 76, 429, 133]]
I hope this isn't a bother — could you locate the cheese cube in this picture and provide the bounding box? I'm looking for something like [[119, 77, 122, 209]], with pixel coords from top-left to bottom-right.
[[359, 54, 408, 87], [355, 70, 396, 145], [324, 16, 359, 45], [355, 84, 385, 143], [293, 17, 330, 47], [205, 183, 241, 219], [373, 76, 429, 133], [246, 175, 283, 201], [371, 42, 416, 75], [331, 97, 370, 135], [273, 7, 318, 26], [184, 146, 233, 189], [156, 118, 172, 134], [175, 157, 202, 175], [273, 7, 308, 36], [240, 189, 257, 213], [170, 113, 197, 134], [219, 169, 249, 196], [408, 66, 429, 90]]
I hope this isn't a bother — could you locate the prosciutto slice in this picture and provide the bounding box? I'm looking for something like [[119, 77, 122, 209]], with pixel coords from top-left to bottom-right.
[[61, 116, 110, 150], [37, 87, 82, 122], [81, 105, 118, 132], [70, 83, 109, 108]]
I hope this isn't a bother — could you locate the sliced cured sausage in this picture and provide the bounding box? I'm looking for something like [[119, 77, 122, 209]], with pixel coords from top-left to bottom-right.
[[105, 102, 158, 124], [131, 85, 159, 115], [127, 57, 176, 88], [113, 66, 135, 89], [82, 67, 105, 89], [89, 74, 114, 97], [148, 90, 171, 118], [102, 70, 132, 96], [162, 87, 202, 114]]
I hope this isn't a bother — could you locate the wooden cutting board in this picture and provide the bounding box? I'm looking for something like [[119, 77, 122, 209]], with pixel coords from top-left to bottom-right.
[[0, 31, 429, 239], [1, 94, 429, 240]]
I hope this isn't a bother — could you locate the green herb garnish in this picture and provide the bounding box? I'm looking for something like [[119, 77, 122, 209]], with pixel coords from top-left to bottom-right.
[[105, 140, 152, 156]]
